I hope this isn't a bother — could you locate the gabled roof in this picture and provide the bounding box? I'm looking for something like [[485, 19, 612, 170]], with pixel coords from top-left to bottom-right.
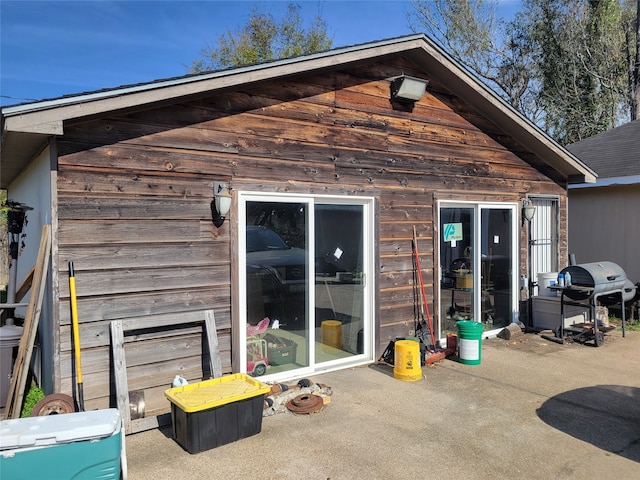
[[566, 119, 640, 188], [1, 34, 596, 189]]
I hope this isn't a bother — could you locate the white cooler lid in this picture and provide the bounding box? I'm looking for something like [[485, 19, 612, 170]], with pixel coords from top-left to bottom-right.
[[0, 408, 121, 450]]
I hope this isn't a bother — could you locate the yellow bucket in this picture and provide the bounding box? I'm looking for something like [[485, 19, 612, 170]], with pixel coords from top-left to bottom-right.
[[393, 340, 422, 381], [321, 320, 343, 349]]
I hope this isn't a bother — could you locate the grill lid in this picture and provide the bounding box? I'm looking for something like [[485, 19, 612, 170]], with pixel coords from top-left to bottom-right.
[[560, 261, 628, 300], [599, 279, 638, 305]]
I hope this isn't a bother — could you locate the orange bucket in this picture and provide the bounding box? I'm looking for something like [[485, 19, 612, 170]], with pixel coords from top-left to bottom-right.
[[321, 320, 342, 349]]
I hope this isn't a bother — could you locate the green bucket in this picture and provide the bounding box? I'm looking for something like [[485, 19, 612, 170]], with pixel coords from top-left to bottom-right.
[[456, 320, 483, 365]]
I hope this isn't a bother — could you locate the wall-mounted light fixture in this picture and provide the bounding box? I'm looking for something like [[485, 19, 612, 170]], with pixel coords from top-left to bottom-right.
[[522, 198, 536, 226], [391, 75, 429, 103], [4, 201, 32, 327], [211, 181, 232, 228]]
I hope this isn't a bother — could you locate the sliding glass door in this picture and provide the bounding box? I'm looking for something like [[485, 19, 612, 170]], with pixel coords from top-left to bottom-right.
[[440, 207, 475, 332], [480, 207, 514, 330], [439, 203, 517, 335], [239, 194, 373, 380], [314, 204, 366, 364], [244, 200, 311, 376]]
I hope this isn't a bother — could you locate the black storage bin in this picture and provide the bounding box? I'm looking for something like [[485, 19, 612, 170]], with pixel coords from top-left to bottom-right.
[[165, 373, 270, 454]]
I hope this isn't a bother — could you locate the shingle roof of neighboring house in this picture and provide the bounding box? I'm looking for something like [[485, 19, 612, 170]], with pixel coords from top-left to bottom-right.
[[566, 119, 640, 186]]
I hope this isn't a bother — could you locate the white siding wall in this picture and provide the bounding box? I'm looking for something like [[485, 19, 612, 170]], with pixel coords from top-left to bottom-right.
[[7, 146, 54, 392], [7, 146, 53, 298], [569, 184, 640, 284]]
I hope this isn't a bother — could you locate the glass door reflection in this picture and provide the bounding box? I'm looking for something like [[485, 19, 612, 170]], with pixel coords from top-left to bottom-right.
[[480, 208, 513, 330], [314, 204, 364, 364], [246, 201, 310, 376], [440, 207, 475, 333]]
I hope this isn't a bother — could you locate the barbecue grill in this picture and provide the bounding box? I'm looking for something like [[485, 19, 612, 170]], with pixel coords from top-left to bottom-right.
[[552, 261, 633, 346], [600, 279, 637, 305], [560, 261, 628, 301]]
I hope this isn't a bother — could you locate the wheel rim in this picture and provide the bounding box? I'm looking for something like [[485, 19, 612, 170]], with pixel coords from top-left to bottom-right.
[[30, 393, 76, 416]]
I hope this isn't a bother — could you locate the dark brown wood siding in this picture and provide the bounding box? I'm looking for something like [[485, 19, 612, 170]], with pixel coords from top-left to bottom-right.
[[54, 56, 566, 415]]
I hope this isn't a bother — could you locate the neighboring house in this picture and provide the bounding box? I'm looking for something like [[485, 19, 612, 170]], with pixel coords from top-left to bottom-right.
[[1, 34, 594, 428], [566, 120, 640, 284]]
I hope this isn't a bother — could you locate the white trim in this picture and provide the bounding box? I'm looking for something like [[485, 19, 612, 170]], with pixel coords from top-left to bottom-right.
[[437, 200, 519, 340], [569, 175, 640, 189], [238, 191, 375, 382], [1, 34, 596, 189], [1, 35, 428, 116], [238, 199, 248, 373]]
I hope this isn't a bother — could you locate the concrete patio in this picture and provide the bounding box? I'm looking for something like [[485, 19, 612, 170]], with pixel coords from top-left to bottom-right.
[[126, 329, 640, 480]]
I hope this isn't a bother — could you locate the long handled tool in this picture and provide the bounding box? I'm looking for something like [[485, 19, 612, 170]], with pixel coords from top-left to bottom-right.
[[69, 261, 85, 411], [412, 230, 422, 337], [412, 226, 436, 348]]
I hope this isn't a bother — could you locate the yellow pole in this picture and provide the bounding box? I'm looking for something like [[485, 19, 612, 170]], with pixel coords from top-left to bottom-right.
[[69, 261, 84, 411]]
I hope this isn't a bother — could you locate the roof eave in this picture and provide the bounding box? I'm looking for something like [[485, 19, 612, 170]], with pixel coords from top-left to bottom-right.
[[569, 175, 639, 189], [2, 35, 429, 130], [399, 43, 596, 185], [1, 33, 595, 188]]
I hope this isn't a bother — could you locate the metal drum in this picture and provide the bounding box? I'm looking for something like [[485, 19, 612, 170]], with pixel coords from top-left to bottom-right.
[[560, 261, 628, 301], [598, 279, 638, 305]]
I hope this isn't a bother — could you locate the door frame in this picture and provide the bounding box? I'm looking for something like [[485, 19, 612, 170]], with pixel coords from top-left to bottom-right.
[[437, 200, 519, 339], [527, 196, 560, 295], [237, 191, 376, 382]]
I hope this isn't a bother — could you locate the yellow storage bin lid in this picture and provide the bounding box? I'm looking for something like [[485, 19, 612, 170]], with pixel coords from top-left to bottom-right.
[[164, 373, 270, 413]]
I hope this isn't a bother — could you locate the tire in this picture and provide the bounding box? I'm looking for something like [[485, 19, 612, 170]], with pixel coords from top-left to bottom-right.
[[594, 331, 605, 347], [30, 393, 75, 416], [254, 363, 267, 376]]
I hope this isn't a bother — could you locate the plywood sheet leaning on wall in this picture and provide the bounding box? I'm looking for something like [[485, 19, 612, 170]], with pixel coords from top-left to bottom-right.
[[4, 225, 51, 419]]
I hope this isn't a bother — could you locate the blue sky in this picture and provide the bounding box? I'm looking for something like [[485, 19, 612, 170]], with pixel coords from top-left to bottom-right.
[[1, 1, 522, 107]]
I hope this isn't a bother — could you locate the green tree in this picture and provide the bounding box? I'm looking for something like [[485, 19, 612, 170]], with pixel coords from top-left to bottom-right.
[[526, 0, 629, 143], [408, 0, 541, 121], [190, 3, 332, 72], [624, 0, 640, 119], [409, 0, 639, 143], [1, 190, 9, 290]]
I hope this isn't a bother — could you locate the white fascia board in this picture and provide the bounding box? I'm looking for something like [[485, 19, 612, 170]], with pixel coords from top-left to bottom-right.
[[569, 175, 640, 189], [1, 35, 427, 132]]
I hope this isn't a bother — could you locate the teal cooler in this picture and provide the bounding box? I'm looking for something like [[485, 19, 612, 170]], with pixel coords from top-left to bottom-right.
[[0, 408, 123, 480]]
